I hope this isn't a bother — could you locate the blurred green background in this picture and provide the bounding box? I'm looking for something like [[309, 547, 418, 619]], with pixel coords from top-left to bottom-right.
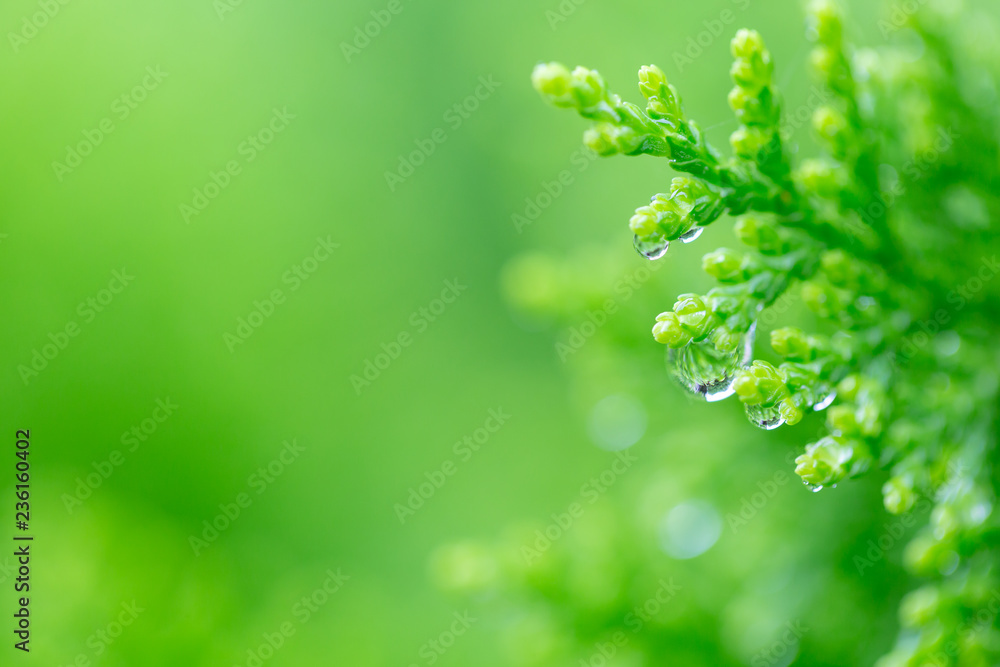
[[0, 0, 959, 664]]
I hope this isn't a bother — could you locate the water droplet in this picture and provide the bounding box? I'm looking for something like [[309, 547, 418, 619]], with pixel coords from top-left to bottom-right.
[[678, 226, 704, 243], [668, 324, 755, 402], [658, 500, 722, 559], [938, 550, 960, 576], [856, 296, 876, 311], [744, 402, 786, 430], [969, 500, 992, 525], [934, 330, 961, 357], [813, 390, 836, 411], [587, 394, 647, 451], [804, 482, 824, 493], [633, 234, 669, 260]]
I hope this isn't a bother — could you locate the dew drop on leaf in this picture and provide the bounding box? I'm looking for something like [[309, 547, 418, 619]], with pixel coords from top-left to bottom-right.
[[633, 234, 669, 260], [668, 324, 755, 402], [813, 390, 836, 411], [744, 402, 786, 430], [678, 226, 704, 244]]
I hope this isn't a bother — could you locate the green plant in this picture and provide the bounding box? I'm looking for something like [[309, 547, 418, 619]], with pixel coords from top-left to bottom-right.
[[523, 1, 1000, 664]]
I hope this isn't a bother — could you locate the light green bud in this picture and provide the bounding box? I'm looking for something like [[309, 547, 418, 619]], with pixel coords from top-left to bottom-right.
[[630, 194, 690, 239], [899, 585, 940, 628], [820, 249, 855, 286], [637, 64, 668, 100], [637, 64, 682, 119], [931, 504, 961, 540], [730, 125, 772, 159], [733, 361, 787, 406], [903, 530, 950, 577], [668, 177, 723, 228], [702, 248, 746, 283], [583, 124, 619, 156], [794, 435, 871, 487], [836, 374, 861, 401], [801, 280, 843, 317], [812, 105, 850, 148], [728, 87, 771, 125], [648, 193, 686, 237], [807, 0, 843, 45], [778, 397, 805, 425], [731, 29, 767, 61], [711, 326, 742, 353], [855, 403, 882, 437], [652, 311, 689, 347], [730, 30, 773, 91], [797, 158, 843, 198], [827, 404, 859, 434], [705, 292, 743, 317], [583, 123, 646, 157], [734, 215, 785, 254], [629, 207, 660, 237], [882, 476, 916, 515], [809, 46, 839, 79], [532, 62, 575, 107], [570, 66, 607, 108], [770, 327, 814, 361], [673, 293, 714, 338]]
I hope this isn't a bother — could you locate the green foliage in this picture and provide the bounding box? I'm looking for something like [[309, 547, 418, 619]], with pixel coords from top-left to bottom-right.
[[509, 1, 1000, 664]]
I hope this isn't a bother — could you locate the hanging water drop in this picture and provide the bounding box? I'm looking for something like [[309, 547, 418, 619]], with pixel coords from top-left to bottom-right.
[[633, 234, 669, 260], [678, 226, 704, 243], [668, 324, 755, 402], [813, 390, 836, 411], [744, 402, 786, 430], [805, 482, 824, 493]]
